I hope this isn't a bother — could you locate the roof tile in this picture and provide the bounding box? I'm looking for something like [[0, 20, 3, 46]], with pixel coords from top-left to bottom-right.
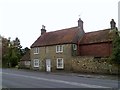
[[80, 29, 114, 44], [31, 27, 81, 47]]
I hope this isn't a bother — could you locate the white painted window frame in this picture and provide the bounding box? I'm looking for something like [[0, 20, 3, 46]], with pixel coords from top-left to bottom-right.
[[34, 59, 39, 67], [73, 44, 77, 50], [34, 48, 39, 54], [56, 45, 63, 53], [57, 58, 64, 69]]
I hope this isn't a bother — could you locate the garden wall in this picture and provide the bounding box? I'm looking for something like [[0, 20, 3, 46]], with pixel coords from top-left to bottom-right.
[[71, 56, 118, 75]]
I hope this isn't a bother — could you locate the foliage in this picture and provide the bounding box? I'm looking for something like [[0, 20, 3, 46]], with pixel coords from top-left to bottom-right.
[[110, 30, 120, 65], [2, 37, 30, 67]]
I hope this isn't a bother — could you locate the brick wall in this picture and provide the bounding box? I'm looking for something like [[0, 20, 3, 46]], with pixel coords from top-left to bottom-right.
[[79, 42, 112, 57]]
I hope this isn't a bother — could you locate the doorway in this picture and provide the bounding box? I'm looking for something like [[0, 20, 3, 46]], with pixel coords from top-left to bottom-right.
[[46, 59, 51, 72]]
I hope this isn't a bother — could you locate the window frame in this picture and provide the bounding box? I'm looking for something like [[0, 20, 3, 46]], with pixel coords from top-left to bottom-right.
[[56, 45, 63, 53], [73, 44, 77, 50], [33, 59, 39, 67], [33, 48, 39, 54], [56, 58, 64, 69], [25, 61, 30, 66]]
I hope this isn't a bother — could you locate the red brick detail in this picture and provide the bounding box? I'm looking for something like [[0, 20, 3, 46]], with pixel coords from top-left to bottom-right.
[[79, 42, 112, 57]]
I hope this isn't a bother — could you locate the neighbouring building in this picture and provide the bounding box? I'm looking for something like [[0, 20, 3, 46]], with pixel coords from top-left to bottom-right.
[[79, 19, 117, 57], [30, 18, 117, 72], [79, 29, 112, 57], [19, 50, 31, 69]]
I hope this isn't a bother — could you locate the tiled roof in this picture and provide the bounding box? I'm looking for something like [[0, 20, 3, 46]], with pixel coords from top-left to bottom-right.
[[31, 27, 81, 48], [80, 29, 114, 44], [20, 50, 30, 61]]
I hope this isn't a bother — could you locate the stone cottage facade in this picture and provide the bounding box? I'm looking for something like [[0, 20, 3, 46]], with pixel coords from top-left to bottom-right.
[[30, 18, 85, 72], [30, 18, 117, 72]]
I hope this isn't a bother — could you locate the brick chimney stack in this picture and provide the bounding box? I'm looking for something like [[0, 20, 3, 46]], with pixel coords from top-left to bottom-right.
[[41, 25, 46, 35], [78, 18, 84, 30], [110, 19, 116, 29]]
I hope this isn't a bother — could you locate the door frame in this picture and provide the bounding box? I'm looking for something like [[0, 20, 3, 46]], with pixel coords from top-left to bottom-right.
[[46, 59, 51, 72]]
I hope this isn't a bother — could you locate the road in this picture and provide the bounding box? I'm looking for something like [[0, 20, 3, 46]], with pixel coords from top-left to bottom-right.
[[2, 68, 119, 88]]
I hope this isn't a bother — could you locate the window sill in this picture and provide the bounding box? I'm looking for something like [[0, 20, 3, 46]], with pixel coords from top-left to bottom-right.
[[34, 66, 39, 68], [56, 52, 63, 54], [56, 67, 64, 69], [34, 53, 39, 55]]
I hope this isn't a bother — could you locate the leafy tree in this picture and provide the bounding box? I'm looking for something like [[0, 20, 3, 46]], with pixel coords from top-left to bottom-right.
[[2, 37, 25, 67], [22, 47, 30, 55], [13, 37, 22, 62], [2, 37, 10, 67], [110, 30, 120, 65], [9, 47, 18, 67]]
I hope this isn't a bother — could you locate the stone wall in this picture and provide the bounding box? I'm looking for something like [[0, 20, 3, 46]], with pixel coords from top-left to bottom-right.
[[71, 56, 118, 75], [31, 44, 73, 72]]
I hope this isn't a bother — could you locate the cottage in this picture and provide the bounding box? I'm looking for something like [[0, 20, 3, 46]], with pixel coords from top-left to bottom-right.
[[30, 18, 85, 72], [30, 18, 117, 72]]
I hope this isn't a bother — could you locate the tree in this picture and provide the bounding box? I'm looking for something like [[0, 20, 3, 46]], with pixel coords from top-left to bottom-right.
[[2, 37, 10, 67], [13, 37, 22, 62], [110, 30, 120, 65], [22, 47, 30, 55], [2, 37, 24, 67]]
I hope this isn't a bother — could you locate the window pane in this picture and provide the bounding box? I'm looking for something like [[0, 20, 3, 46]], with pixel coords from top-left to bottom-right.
[[57, 58, 63, 68], [34, 59, 39, 67], [57, 46, 59, 52], [73, 44, 77, 50], [34, 48, 39, 54]]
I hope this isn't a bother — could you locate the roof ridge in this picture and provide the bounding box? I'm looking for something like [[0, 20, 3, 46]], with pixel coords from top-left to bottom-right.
[[85, 28, 110, 34], [46, 26, 78, 33]]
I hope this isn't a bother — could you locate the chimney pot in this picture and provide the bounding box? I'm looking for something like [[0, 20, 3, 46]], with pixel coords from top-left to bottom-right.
[[78, 18, 84, 30], [110, 19, 116, 29], [41, 25, 46, 35]]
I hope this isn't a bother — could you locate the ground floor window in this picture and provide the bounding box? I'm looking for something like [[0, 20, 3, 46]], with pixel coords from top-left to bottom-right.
[[25, 61, 30, 66], [34, 59, 39, 67], [56, 58, 64, 69]]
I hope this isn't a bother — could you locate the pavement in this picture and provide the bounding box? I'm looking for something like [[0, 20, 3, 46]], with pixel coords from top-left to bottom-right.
[[17, 68, 119, 80]]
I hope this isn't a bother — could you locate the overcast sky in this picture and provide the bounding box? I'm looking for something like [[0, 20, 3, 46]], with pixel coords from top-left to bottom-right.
[[0, 0, 119, 48]]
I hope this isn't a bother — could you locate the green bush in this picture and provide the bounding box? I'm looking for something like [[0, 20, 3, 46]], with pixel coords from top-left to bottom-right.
[[110, 31, 120, 65]]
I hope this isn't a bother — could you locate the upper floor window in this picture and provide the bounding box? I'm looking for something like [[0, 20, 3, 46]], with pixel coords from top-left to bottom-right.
[[56, 45, 63, 53], [73, 44, 77, 50], [34, 48, 39, 54]]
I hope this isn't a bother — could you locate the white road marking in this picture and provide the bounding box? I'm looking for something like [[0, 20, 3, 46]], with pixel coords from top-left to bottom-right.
[[3, 72, 111, 88]]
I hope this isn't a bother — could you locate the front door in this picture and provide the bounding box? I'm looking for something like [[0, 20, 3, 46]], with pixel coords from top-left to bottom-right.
[[46, 59, 51, 72]]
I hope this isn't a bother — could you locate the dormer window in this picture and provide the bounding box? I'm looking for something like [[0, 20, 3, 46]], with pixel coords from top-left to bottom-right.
[[34, 47, 39, 54], [56, 45, 63, 53]]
